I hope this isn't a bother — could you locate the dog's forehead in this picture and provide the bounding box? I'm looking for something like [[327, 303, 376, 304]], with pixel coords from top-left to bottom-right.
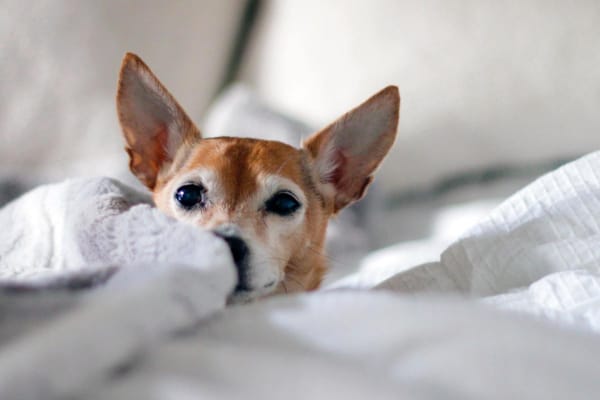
[[187, 137, 303, 173], [181, 137, 309, 198]]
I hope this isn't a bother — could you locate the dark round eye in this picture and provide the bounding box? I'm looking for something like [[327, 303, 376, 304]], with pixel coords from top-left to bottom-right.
[[174, 184, 206, 210], [265, 191, 301, 216]]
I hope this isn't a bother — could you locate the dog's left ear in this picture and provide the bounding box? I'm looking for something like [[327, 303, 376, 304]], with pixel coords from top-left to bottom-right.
[[303, 86, 400, 212], [117, 53, 201, 189]]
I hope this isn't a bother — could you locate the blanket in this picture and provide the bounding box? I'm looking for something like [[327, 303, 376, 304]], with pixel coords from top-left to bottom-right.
[[0, 177, 234, 286], [4, 153, 600, 399], [0, 177, 236, 398], [369, 151, 600, 332]]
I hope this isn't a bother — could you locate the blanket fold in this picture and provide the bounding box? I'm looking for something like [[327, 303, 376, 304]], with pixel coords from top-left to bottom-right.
[[0, 177, 235, 285], [0, 177, 236, 398]]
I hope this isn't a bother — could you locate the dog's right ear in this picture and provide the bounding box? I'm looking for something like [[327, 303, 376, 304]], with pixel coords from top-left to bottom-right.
[[117, 53, 201, 189], [303, 86, 399, 213]]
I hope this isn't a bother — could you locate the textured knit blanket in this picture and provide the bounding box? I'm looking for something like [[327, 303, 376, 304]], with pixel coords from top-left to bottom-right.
[[0, 177, 236, 398]]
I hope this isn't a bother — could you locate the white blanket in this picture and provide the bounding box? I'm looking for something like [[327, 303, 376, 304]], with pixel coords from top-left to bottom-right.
[[0, 177, 235, 286], [4, 153, 600, 399], [0, 177, 236, 398], [371, 151, 600, 332]]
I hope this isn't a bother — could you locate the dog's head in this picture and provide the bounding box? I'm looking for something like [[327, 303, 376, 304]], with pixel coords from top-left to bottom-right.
[[116, 53, 399, 303]]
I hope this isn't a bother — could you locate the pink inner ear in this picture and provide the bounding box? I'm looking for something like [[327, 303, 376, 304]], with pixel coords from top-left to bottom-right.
[[324, 147, 363, 195], [327, 148, 375, 211], [144, 125, 170, 181], [329, 149, 348, 186], [155, 125, 171, 160]]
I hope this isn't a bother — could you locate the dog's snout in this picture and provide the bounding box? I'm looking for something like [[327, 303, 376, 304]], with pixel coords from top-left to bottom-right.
[[213, 230, 250, 291]]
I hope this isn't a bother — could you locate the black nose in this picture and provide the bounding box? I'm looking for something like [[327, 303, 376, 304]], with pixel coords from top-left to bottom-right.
[[221, 235, 249, 266], [213, 232, 250, 291]]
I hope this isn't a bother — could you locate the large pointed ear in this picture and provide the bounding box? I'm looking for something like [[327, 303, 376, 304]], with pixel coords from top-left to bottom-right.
[[303, 86, 400, 212], [116, 53, 201, 189]]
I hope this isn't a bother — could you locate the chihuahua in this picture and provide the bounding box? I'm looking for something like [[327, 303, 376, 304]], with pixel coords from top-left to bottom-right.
[[116, 53, 399, 303]]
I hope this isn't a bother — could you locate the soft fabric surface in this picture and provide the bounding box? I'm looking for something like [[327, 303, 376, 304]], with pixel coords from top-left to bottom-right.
[[346, 151, 600, 332], [7, 290, 600, 399], [0, 177, 235, 287], [85, 292, 600, 400], [0, 177, 236, 398], [4, 153, 600, 398], [0, 263, 234, 399]]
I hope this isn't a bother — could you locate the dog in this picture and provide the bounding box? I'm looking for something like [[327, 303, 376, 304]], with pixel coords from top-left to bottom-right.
[[116, 53, 400, 303]]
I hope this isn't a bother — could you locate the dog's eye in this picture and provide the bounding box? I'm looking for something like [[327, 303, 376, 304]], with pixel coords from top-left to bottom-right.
[[265, 191, 301, 216], [175, 184, 206, 210]]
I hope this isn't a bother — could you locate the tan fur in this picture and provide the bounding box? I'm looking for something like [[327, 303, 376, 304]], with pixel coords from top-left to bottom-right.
[[116, 53, 400, 302], [152, 138, 330, 294]]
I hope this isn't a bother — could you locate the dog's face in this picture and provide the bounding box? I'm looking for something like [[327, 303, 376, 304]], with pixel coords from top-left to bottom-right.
[[116, 53, 399, 303], [153, 137, 332, 303]]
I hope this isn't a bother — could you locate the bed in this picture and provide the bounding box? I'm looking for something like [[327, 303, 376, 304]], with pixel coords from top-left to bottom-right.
[[2, 146, 600, 399]]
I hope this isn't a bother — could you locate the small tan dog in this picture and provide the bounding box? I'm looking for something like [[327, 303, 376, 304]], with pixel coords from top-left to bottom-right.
[[117, 53, 399, 302]]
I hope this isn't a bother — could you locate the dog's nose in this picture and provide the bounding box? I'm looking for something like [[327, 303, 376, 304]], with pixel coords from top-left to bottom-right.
[[213, 229, 250, 291], [219, 235, 249, 267]]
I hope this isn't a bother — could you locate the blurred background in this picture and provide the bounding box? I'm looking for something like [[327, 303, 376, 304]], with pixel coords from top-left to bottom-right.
[[2, 0, 600, 275]]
